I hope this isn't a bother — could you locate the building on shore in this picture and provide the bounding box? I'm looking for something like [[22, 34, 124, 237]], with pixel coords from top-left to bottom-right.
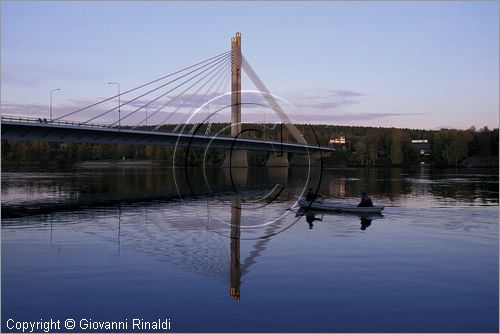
[[329, 136, 350, 150], [411, 139, 431, 165]]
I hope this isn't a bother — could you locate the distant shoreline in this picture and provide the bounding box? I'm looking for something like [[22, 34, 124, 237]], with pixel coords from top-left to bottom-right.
[[74, 160, 161, 168], [1, 157, 497, 170]]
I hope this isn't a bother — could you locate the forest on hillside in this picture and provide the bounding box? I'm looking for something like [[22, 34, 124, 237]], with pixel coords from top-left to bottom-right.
[[1, 123, 498, 168]]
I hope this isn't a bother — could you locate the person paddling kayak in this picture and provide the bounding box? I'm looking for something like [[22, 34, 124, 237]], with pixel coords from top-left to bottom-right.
[[305, 188, 318, 201], [358, 192, 374, 207]]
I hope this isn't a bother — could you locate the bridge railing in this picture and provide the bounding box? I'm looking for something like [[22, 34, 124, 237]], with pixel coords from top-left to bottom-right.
[[1, 115, 117, 130], [1, 115, 183, 133]]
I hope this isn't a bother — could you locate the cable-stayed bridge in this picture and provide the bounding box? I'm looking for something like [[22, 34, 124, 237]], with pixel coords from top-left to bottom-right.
[[1, 33, 334, 167], [2, 34, 329, 301]]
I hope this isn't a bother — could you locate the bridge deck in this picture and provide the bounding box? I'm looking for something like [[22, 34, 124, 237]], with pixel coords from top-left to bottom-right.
[[1, 117, 334, 154]]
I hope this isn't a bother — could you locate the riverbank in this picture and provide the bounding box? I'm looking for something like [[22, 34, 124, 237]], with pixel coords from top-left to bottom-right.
[[460, 155, 499, 168], [2, 157, 498, 171], [74, 160, 162, 168]]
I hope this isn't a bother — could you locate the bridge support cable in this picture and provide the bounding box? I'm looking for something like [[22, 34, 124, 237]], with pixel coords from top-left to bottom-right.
[[83, 53, 231, 125], [173, 67, 228, 133], [172, 64, 231, 133], [149, 56, 230, 130], [205, 66, 232, 135], [115, 53, 231, 128], [170, 60, 232, 133], [242, 55, 305, 145], [53, 50, 231, 122], [194, 59, 231, 134], [117, 53, 230, 127], [154, 57, 231, 132]]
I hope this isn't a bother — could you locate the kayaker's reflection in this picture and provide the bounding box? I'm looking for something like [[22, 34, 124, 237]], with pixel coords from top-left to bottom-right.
[[360, 217, 372, 230], [306, 212, 322, 229]]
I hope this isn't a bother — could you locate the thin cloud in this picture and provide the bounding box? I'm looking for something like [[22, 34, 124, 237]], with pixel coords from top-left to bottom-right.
[[285, 88, 367, 112], [327, 89, 365, 97], [288, 88, 366, 100], [0, 100, 424, 126], [287, 112, 424, 123], [157, 93, 269, 109], [298, 100, 359, 109]]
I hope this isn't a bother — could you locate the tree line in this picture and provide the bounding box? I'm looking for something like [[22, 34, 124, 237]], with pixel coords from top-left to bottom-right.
[[1, 123, 498, 168]]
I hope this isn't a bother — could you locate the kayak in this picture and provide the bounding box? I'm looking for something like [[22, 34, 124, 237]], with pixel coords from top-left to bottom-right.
[[298, 198, 384, 214]]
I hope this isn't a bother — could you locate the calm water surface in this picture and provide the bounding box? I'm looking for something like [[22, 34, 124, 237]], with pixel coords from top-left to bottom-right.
[[2, 167, 498, 332]]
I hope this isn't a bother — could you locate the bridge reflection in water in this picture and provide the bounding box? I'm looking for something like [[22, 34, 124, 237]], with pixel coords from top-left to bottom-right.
[[2, 166, 312, 302], [6, 167, 492, 302], [230, 196, 242, 301]]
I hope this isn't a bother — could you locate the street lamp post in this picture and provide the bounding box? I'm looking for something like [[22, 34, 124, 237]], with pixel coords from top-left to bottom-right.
[[207, 102, 210, 124], [50, 88, 61, 121], [205, 101, 210, 134], [263, 112, 266, 140], [108, 82, 121, 130], [201, 98, 215, 135]]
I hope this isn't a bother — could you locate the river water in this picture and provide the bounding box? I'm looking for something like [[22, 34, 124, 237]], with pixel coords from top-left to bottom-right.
[[1, 166, 498, 332]]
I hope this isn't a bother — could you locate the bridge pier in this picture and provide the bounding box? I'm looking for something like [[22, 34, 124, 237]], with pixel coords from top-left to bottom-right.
[[223, 150, 248, 168], [266, 152, 289, 167]]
